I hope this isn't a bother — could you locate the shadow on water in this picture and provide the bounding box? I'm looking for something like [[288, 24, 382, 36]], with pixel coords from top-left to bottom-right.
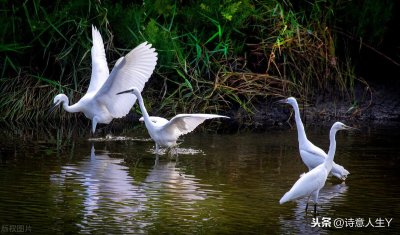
[[0, 123, 399, 234]]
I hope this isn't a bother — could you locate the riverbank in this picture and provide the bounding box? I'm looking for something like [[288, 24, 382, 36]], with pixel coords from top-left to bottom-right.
[[1, 76, 399, 135], [228, 78, 400, 130]]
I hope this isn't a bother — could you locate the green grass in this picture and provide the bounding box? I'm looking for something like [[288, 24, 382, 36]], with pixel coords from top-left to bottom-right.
[[1, 0, 383, 123]]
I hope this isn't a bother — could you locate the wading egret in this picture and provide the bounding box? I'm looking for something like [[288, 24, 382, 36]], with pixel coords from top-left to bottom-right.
[[279, 122, 353, 214], [50, 25, 158, 133], [278, 97, 350, 180], [117, 87, 229, 153]]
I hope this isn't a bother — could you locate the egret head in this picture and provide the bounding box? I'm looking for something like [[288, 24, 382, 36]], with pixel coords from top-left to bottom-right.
[[277, 97, 298, 106], [50, 94, 67, 114], [116, 87, 140, 96], [53, 94, 65, 106], [332, 122, 355, 131], [139, 116, 163, 124]]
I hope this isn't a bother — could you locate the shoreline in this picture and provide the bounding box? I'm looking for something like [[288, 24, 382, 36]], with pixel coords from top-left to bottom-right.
[[1, 80, 399, 132]]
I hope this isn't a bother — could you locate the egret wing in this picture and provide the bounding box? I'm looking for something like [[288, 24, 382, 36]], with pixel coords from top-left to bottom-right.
[[302, 144, 350, 179], [94, 42, 158, 118], [87, 25, 109, 94], [280, 167, 327, 204], [304, 142, 327, 159], [163, 114, 228, 137], [300, 142, 327, 169]]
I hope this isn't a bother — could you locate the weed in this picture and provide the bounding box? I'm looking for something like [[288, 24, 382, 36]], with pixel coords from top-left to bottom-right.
[[0, 0, 379, 125]]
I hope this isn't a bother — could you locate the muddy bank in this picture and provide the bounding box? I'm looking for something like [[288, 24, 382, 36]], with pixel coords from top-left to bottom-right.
[[1, 80, 398, 134], [243, 81, 400, 130]]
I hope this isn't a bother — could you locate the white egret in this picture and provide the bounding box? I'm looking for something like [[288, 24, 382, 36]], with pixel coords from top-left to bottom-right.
[[139, 116, 169, 126], [117, 87, 229, 153], [50, 25, 158, 133], [278, 97, 350, 180], [279, 122, 353, 214]]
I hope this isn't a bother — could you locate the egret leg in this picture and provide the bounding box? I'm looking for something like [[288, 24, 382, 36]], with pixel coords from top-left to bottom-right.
[[311, 191, 319, 216], [156, 143, 160, 155], [154, 155, 159, 167], [166, 147, 175, 158], [90, 144, 95, 158], [314, 203, 317, 215], [92, 117, 98, 135], [305, 195, 311, 212]]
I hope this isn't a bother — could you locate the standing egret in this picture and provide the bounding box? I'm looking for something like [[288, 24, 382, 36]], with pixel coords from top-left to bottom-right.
[[278, 97, 350, 180], [117, 87, 229, 153], [50, 25, 158, 133], [279, 122, 353, 214]]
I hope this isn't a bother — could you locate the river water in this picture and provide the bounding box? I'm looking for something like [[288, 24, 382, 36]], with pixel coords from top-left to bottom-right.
[[0, 124, 399, 234]]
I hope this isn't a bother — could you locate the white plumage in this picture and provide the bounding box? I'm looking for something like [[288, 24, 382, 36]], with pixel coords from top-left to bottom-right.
[[51, 25, 158, 133], [117, 87, 229, 153], [278, 97, 350, 180], [280, 122, 353, 213]]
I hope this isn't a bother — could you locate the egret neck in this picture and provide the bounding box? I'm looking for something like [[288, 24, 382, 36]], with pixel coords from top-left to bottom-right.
[[132, 89, 154, 130], [291, 100, 308, 146]]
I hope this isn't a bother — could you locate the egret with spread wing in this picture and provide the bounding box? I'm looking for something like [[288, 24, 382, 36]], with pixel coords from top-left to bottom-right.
[[278, 97, 350, 180], [50, 25, 158, 133], [280, 122, 353, 214], [117, 87, 229, 153]]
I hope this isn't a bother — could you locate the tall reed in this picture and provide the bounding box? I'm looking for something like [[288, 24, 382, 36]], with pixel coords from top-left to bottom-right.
[[1, 0, 377, 123]]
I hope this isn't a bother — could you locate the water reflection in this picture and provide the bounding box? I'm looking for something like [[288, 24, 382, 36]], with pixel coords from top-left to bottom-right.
[[144, 156, 211, 202], [135, 155, 224, 232], [279, 182, 349, 234], [1, 126, 399, 234], [50, 145, 147, 233], [147, 147, 205, 156], [48, 145, 223, 233]]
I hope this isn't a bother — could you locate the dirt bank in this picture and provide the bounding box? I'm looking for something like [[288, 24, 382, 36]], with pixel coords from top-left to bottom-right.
[[3, 79, 398, 134], [243, 80, 400, 130]]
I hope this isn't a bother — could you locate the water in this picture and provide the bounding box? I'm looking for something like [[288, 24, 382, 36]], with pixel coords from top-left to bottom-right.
[[0, 125, 399, 234]]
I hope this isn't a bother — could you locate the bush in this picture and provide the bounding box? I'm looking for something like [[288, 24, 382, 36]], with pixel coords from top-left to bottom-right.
[[1, 0, 387, 122]]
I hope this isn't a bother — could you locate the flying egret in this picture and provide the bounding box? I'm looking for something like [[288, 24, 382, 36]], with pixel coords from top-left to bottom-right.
[[116, 87, 229, 153], [50, 25, 158, 133], [278, 97, 350, 180], [279, 122, 354, 214]]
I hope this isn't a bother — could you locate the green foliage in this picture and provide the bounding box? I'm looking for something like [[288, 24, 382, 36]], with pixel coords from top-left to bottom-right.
[[0, 0, 379, 122], [0, 0, 111, 121]]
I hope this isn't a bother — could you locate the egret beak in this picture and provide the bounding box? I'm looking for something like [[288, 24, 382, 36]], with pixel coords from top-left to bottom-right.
[[343, 125, 357, 131], [49, 102, 60, 115], [116, 89, 134, 95], [275, 98, 288, 104]]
